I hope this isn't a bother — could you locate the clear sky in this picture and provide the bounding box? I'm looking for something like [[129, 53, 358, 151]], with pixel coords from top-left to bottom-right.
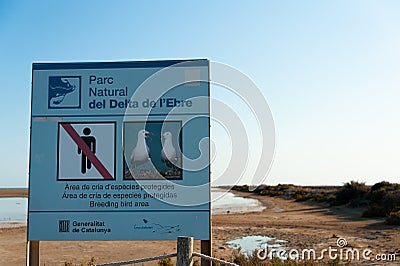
[[1, 0, 399, 187]]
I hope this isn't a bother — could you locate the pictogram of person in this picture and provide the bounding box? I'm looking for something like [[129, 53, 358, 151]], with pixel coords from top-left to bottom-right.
[[78, 127, 96, 174]]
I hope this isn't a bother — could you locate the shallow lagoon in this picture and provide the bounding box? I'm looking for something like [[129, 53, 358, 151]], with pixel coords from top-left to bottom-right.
[[211, 189, 265, 214], [0, 189, 264, 221], [0, 198, 27, 222]]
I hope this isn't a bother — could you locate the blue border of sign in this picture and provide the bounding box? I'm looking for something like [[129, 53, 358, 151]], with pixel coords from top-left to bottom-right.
[[28, 59, 211, 241], [33, 59, 208, 70]]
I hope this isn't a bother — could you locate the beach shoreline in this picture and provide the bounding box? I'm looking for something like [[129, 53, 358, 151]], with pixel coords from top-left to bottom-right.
[[1, 189, 399, 265]]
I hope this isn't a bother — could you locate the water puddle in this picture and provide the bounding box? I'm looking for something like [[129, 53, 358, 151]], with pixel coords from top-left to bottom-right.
[[226, 235, 288, 257], [211, 190, 265, 214]]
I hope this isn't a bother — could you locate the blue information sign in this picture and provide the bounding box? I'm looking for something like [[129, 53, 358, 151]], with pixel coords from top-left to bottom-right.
[[28, 60, 210, 240]]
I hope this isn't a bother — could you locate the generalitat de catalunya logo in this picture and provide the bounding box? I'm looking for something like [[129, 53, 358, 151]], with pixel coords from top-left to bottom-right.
[[48, 76, 81, 108]]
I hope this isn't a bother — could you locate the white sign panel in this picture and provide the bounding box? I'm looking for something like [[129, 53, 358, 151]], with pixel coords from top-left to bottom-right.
[[58, 122, 116, 180]]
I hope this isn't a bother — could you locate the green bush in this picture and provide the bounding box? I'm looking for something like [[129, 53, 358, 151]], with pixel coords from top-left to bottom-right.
[[386, 210, 400, 225], [382, 192, 400, 212], [232, 185, 250, 192], [63, 257, 96, 266], [362, 203, 386, 217], [293, 190, 312, 202], [368, 181, 400, 203], [277, 184, 293, 191], [253, 185, 268, 194], [157, 256, 173, 266], [310, 192, 337, 203], [363, 182, 400, 217], [259, 189, 284, 197], [236, 181, 400, 226], [370, 181, 393, 192], [332, 181, 369, 206]]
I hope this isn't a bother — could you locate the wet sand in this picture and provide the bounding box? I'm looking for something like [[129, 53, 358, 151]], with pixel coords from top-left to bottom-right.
[[1, 189, 399, 265]]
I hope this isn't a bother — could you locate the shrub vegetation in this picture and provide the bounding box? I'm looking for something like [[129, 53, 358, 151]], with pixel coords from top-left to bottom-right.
[[232, 180, 400, 225]]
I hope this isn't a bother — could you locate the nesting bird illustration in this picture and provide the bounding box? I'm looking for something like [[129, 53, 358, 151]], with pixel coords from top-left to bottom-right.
[[160, 131, 178, 170], [130, 129, 152, 168], [124, 124, 182, 180]]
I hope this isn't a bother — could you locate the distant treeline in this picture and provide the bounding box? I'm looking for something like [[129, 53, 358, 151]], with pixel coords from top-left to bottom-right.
[[232, 181, 400, 225]]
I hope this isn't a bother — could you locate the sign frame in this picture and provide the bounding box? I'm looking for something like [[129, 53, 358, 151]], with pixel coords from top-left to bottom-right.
[[28, 59, 211, 242]]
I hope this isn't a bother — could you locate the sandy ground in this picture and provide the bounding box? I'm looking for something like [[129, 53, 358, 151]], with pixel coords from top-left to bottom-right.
[[0, 189, 28, 198], [1, 190, 399, 265], [213, 192, 400, 264]]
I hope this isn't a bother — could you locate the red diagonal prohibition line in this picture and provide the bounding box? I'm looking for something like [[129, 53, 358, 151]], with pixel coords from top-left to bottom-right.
[[61, 123, 113, 180]]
